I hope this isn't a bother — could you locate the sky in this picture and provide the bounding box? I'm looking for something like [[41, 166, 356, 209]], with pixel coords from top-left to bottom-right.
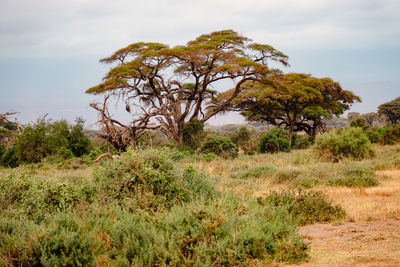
[[0, 0, 399, 126]]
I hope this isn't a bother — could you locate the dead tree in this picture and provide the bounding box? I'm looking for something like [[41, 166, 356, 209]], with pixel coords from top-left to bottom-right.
[[90, 96, 159, 151]]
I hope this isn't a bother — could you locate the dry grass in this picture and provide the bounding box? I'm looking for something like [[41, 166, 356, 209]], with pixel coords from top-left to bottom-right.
[[182, 144, 400, 221], [317, 170, 400, 221]]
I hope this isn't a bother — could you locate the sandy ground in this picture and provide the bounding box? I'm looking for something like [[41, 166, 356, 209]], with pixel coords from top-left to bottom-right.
[[283, 169, 400, 267], [283, 219, 400, 267]]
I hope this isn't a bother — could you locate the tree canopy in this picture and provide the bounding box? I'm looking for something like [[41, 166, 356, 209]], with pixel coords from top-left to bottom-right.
[[86, 30, 288, 147], [212, 73, 361, 140], [378, 97, 400, 124]]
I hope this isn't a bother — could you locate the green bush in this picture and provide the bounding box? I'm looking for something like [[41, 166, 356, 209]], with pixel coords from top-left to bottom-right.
[[314, 127, 375, 162], [0, 144, 6, 159], [329, 166, 379, 187], [259, 127, 291, 153], [199, 135, 238, 159], [350, 117, 369, 131], [261, 190, 346, 225], [0, 146, 19, 168], [292, 134, 314, 149], [94, 148, 216, 210], [39, 214, 102, 267], [237, 166, 277, 179], [183, 119, 204, 149], [14, 117, 92, 164], [378, 124, 400, 145], [228, 126, 251, 149], [366, 130, 380, 143]]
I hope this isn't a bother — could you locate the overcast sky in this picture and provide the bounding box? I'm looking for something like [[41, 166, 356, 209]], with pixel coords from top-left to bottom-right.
[[0, 0, 399, 126]]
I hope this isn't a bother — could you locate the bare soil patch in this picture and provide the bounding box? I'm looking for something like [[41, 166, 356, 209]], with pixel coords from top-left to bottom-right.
[[283, 219, 400, 266]]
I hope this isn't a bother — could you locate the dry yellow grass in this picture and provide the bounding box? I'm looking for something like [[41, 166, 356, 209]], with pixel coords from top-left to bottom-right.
[[317, 170, 400, 221]]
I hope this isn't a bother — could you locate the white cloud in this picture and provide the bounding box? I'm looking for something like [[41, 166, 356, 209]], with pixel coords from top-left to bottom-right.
[[0, 0, 399, 58]]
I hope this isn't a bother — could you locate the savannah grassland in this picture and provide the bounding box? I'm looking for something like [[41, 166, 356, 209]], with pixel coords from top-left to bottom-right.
[[183, 144, 400, 266], [0, 143, 400, 266]]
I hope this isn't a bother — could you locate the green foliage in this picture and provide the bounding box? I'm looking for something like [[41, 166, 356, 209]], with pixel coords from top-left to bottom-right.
[[228, 126, 251, 149], [378, 124, 400, 145], [199, 135, 238, 159], [378, 97, 400, 124], [259, 127, 291, 153], [350, 117, 369, 131], [237, 165, 277, 179], [328, 166, 379, 187], [221, 73, 360, 138], [292, 134, 314, 149], [261, 190, 346, 225], [314, 127, 375, 161], [366, 130, 381, 143], [0, 146, 19, 168], [183, 119, 204, 149], [39, 214, 102, 266], [0, 144, 5, 159], [94, 148, 216, 210], [14, 117, 92, 164]]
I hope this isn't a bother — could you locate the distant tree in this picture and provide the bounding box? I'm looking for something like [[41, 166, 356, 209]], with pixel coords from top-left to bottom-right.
[[86, 30, 288, 146], [378, 97, 400, 124], [347, 112, 361, 121], [213, 73, 360, 142], [360, 112, 386, 127], [0, 111, 19, 145], [15, 117, 92, 163]]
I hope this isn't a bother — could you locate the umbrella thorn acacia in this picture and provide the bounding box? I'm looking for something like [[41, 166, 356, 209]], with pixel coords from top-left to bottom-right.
[[86, 30, 288, 148]]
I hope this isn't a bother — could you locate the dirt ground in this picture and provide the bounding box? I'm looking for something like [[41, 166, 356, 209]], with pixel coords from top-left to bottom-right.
[[283, 170, 400, 267], [284, 219, 400, 267]]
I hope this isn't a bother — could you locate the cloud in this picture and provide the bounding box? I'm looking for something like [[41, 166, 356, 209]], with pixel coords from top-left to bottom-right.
[[0, 0, 399, 58]]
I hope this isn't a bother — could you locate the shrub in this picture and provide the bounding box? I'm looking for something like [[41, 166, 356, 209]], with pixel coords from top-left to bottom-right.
[[366, 130, 380, 143], [329, 166, 379, 187], [350, 117, 369, 131], [182, 119, 204, 149], [0, 146, 19, 168], [0, 144, 6, 159], [274, 170, 303, 184], [314, 127, 375, 162], [39, 214, 102, 266], [199, 135, 238, 159], [94, 148, 216, 210], [15, 117, 92, 164], [259, 127, 291, 153], [378, 124, 400, 145], [261, 190, 346, 225], [228, 126, 251, 149], [292, 134, 314, 149], [237, 166, 277, 179]]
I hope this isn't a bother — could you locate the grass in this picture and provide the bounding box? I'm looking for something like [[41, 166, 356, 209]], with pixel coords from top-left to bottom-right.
[[1, 143, 400, 265]]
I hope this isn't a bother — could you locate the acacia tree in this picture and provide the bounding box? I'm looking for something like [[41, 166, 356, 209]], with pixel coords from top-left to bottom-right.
[[86, 30, 288, 146], [378, 97, 400, 124], [212, 73, 360, 141]]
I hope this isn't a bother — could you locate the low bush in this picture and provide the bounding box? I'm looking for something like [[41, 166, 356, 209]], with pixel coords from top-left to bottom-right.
[[259, 127, 291, 153], [0, 146, 19, 168], [366, 130, 381, 143], [378, 124, 400, 145], [237, 165, 277, 179], [274, 170, 303, 184], [261, 190, 346, 225], [0, 144, 5, 159], [93, 148, 216, 210], [329, 166, 379, 187], [350, 117, 369, 131], [314, 127, 375, 162], [292, 134, 314, 149], [199, 135, 238, 159]]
